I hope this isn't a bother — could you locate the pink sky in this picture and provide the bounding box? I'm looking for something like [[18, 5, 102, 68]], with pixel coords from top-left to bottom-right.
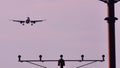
[[0, 0, 120, 68]]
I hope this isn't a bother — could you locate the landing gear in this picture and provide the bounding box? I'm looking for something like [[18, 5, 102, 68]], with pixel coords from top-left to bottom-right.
[[31, 24, 33, 26], [22, 23, 25, 26]]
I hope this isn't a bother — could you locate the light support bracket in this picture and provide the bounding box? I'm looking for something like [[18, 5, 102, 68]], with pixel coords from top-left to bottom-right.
[[99, 0, 120, 3], [18, 55, 105, 68]]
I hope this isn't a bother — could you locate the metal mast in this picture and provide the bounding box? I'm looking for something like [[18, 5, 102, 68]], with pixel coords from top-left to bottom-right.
[[100, 0, 120, 68]]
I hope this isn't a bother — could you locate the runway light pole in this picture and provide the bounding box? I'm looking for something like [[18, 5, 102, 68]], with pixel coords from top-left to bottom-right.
[[100, 0, 120, 68]]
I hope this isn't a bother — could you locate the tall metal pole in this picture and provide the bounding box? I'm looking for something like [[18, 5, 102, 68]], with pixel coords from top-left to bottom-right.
[[106, 0, 116, 68], [100, 0, 119, 68]]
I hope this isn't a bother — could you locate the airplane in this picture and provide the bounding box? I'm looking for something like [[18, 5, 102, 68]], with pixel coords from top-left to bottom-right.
[[11, 17, 46, 26]]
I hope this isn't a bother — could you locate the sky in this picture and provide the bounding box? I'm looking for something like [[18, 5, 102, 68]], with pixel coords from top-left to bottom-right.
[[0, 0, 120, 68]]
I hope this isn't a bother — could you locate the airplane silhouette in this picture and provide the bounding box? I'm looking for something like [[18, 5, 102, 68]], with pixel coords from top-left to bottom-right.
[[11, 17, 46, 26]]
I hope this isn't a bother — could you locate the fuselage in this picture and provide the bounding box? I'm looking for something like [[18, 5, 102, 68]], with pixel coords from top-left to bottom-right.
[[26, 17, 30, 24]]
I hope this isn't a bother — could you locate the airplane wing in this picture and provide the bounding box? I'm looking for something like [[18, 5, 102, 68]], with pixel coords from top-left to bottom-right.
[[30, 19, 46, 24], [12, 20, 25, 24]]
